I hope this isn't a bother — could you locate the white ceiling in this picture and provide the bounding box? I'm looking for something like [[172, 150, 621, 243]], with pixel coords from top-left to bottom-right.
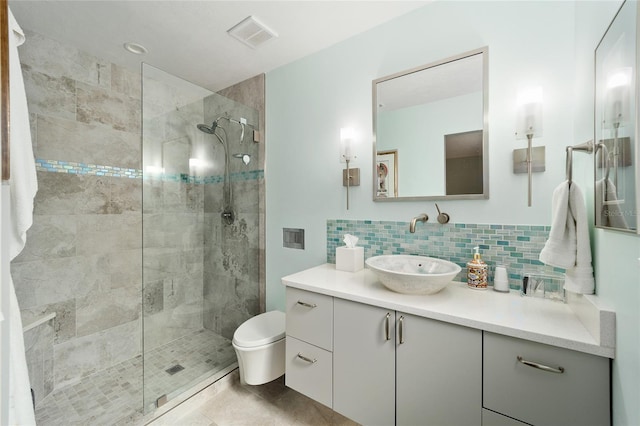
[[377, 51, 483, 111], [9, 1, 430, 91]]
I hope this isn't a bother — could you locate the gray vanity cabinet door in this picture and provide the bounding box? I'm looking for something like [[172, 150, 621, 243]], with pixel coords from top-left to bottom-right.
[[483, 332, 610, 426], [396, 313, 482, 426], [333, 298, 396, 426]]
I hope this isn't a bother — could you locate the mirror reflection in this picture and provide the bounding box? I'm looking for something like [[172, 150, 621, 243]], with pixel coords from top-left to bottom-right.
[[373, 47, 488, 201], [595, 0, 638, 233]]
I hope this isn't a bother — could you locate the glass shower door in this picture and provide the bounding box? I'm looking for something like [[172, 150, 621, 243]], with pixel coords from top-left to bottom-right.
[[141, 64, 260, 412]]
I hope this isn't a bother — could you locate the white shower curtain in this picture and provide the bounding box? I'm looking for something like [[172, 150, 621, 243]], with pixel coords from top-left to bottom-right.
[[6, 7, 38, 426]]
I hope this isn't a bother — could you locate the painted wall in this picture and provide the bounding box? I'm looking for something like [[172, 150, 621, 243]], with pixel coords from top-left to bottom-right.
[[377, 91, 483, 197], [266, 1, 576, 309], [267, 1, 639, 424]]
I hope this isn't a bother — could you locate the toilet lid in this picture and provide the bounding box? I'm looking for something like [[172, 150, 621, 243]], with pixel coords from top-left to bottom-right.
[[232, 310, 285, 348]]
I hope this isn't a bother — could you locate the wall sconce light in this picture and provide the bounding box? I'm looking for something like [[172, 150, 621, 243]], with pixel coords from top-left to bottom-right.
[[514, 86, 544, 206], [340, 127, 360, 210]]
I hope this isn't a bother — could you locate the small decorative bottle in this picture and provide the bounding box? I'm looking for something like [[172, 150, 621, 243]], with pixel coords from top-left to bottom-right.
[[467, 246, 488, 290]]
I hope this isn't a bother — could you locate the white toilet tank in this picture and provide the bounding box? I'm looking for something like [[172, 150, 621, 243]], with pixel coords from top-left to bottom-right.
[[232, 311, 286, 385]]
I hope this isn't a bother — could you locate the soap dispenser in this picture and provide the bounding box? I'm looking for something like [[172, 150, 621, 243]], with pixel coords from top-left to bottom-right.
[[467, 246, 488, 290]]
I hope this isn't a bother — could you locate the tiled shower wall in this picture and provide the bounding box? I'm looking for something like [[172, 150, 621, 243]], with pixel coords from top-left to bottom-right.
[[11, 30, 265, 405], [327, 219, 564, 289], [12, 30, 143, 400], [201, 91, 262, 340]]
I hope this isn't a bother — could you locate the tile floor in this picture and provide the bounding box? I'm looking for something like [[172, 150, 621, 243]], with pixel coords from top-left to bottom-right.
[[34, 329, 236, 426], [33, 327, 360, 426], [147, 370, 360, 426]]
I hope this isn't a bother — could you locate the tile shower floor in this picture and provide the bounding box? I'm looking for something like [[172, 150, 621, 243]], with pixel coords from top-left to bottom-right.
[[34, 329, 236, 426]]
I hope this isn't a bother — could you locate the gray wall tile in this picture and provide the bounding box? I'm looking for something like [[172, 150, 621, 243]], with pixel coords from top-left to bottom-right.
[[35, 115, 140, 169], [77, 82, 140, 132], [22, 64, 76, 120], [53, 320, 141, 388], [19, 29, 112, 88]]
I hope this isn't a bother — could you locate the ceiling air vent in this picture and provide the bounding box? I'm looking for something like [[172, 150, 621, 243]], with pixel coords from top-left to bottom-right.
[[227, 16, 278, 49]]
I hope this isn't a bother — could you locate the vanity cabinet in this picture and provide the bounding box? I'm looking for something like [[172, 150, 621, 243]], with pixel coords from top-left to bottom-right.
[[483, 332, 610, 426], [284, 288, 333, 407], [284, 284, 611, 426], [333, 298, 482, 426], [333, 299, 395, 425]]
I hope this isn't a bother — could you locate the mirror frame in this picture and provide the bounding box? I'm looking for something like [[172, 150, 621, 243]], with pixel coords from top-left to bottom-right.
[[594, 0, 640, 234], [372, 46, 489, 202]]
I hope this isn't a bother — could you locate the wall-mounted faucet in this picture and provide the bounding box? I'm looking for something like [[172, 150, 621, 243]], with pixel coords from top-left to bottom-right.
[[409, 213, 429, 233]]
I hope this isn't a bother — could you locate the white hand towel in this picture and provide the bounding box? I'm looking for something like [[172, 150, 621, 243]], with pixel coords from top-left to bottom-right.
[[564, 183, 594, 294], [539, 181, 575, 268], [8, 7, 37, 260], [595, 178, 629, 229], [6, 8, 37, 426], [539, 181, 594, 294]]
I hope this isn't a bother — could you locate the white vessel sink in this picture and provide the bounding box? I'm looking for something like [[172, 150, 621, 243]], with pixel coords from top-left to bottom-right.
[[365, 255, 462, 295]]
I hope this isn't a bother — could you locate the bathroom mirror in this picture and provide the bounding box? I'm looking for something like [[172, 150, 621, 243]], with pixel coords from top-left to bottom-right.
[[372, 47, 488, 201], [594, 0, 639, 234]]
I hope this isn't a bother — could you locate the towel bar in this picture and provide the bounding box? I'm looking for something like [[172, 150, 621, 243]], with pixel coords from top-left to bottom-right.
[[566, 140, 594, 184]]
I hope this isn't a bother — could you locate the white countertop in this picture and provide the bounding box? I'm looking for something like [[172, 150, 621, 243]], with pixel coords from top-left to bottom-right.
[[282, 264, 615, 358]]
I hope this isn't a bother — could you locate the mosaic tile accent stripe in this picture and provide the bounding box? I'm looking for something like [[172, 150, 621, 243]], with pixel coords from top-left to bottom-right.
[[36, 158, 264, 183], [36, 158, 142, 178], [327, 219, 565, 291]]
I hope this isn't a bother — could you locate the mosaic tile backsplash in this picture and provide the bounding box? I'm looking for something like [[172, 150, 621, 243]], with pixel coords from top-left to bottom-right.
[[327, 219, 565, 291]]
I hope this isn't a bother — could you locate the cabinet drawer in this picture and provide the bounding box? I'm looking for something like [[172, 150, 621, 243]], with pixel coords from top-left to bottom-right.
[[483, 332, 610, 426], [285, 336, 332, 408], [285, 288, 333, 350]]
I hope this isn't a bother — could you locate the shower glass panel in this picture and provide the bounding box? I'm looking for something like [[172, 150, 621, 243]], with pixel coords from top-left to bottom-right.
[[142, 64, 261, 413]]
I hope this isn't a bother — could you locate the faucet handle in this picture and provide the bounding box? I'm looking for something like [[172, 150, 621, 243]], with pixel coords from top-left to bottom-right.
[[435, 204, 450, 224]]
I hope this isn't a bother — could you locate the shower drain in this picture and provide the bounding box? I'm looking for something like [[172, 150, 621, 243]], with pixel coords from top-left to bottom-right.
[[165, 364, 185, 375]]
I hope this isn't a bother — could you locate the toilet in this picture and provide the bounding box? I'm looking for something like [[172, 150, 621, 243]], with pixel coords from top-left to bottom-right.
[[232, 310, 286, 385]]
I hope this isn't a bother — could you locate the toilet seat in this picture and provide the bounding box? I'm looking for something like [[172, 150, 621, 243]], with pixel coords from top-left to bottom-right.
[[232, 311, 285, 348]]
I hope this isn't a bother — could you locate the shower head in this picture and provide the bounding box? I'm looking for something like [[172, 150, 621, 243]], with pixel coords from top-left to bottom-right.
[[197, 121, 218, 134]]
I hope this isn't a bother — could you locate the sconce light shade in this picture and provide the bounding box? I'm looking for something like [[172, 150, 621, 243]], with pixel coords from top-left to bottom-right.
[[515, 86, 543, 139], [604, 67, 631, 128], [340, 127, 357, 163]]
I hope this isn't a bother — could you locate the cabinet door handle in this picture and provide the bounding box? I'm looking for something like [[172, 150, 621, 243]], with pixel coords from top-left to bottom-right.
[[398, 315, 405, 344], [384, 313, 391, 341], [517, 356, 565, 374], [296, 300, 317, 308], [297, 353, 317, 364]]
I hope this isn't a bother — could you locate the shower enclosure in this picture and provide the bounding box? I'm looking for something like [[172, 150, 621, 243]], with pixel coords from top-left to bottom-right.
[[141, 64, 262, 413]]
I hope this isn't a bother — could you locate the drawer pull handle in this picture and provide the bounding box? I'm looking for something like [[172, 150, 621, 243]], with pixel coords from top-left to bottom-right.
[[296, 301, 317, 308], [517, 356, 565, 374], [398, 315, 405, 344], [385, 313, 391, 341], [297, 353, 317, 364]]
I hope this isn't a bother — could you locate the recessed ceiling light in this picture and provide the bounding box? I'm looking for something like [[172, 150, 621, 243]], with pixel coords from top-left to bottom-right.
[[123, 42, 147, 55]]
